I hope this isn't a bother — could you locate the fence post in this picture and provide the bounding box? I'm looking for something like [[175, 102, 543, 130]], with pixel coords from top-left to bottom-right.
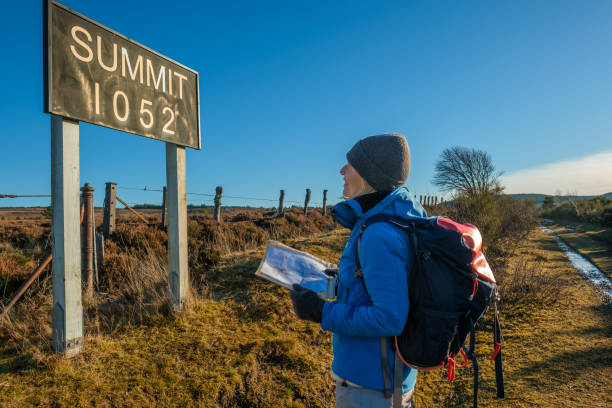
[[322, 189, 328, 215], [434, 196, 438, 206], [161, 186, 168, 228], [214, 186, 223, 222], [304, 189, 311, 215], [80, 183, 95, 299], [419, 195, 423, 204], [102, 182, 116, 238], [95, 232, 104, 288], [278, 190, 285, 216]]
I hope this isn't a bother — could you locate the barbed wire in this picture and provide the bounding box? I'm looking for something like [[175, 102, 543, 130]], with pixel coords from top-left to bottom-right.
[[4, 186, 441, 207], [116, 186, 323, 205], [0, 194, 51, 198], [117, 186, 163, 192]]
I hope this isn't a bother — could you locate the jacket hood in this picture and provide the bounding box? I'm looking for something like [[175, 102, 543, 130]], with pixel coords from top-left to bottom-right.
[[332, 186, 428, 229]]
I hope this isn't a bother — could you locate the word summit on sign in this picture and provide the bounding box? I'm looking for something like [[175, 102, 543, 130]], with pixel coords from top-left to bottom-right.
[[44, 1, 201, 149]]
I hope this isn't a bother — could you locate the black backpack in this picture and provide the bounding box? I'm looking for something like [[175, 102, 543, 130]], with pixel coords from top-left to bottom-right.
[[354, 215, 504, 408]]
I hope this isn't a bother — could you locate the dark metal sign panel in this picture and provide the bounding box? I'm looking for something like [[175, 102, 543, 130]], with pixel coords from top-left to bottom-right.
[[44, 1, 201, 149]]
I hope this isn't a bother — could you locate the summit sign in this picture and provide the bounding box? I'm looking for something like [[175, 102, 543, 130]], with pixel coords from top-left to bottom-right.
[[44, 1, 201, 149]]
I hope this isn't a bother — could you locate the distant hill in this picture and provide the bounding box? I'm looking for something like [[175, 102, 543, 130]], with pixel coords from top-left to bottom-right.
[[508, 193, 612, 206]]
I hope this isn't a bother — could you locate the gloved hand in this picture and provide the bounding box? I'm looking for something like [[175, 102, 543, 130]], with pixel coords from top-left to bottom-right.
[[323, 268, 338, 277], [289, 284, 325, 323]]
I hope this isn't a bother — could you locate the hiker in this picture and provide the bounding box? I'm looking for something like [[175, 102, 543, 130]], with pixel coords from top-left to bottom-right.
[[290, 133, 427, 408]]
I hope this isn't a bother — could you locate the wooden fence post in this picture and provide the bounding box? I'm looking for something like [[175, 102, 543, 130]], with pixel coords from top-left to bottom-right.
[[102, 182, 116, 238], [80, 183, 95, 299], [304, 189, 311, 215], [278, 190, 285, 216], [161, 186, 168, 228], [214, 186, 223, 222], [322, 189, 328, 215]]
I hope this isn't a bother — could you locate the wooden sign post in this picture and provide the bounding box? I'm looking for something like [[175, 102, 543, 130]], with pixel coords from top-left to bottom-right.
[[166, 144, 189, 310], [50, 116, 83, 356], [44, 0, 201, 355]]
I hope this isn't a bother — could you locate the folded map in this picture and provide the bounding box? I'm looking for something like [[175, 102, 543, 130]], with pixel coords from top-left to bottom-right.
[[255, 240, 338, 299]]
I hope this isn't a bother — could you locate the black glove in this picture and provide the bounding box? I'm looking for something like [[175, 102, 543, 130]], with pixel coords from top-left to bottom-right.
[[289, 284, 325, 323]]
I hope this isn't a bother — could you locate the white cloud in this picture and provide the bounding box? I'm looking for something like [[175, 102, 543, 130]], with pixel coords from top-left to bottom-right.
[[501, 151, 612, 195]]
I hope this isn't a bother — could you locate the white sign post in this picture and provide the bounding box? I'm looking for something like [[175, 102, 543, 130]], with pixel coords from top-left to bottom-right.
[[50, 115, 83, 356], [44, 1, 201, 355], [166, 143, 189, 310]]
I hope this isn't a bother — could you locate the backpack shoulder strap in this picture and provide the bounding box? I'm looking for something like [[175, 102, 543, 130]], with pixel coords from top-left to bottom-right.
[[353, 215, 420, 401], [354, 215, 419, 292]]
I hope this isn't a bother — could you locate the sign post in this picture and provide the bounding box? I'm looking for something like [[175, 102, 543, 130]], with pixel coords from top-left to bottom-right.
[[50, 115, 83, 356], [166, 144, 189, 310], [44, 0, 201, 354]]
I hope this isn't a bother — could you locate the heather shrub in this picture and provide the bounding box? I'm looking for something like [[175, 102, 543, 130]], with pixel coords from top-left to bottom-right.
[[540, 197, 612, 227]]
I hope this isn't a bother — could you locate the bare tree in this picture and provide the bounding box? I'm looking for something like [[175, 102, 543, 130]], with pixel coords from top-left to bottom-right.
[[432, 146, 502, 196], [565, 189, 580, 216]]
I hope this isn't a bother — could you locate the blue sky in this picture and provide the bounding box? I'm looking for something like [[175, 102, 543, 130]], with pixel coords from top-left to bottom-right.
[[1, 0, 611, 208]]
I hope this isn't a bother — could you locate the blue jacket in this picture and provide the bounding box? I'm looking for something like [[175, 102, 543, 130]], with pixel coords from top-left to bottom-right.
[[321, 187, 428, 393]]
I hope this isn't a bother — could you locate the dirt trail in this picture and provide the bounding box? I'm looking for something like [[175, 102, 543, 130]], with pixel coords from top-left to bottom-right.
[[541, 226, 612, 303]]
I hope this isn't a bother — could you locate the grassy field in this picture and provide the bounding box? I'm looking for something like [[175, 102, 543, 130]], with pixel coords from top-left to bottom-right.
[[544, 220, 612, 280], [1, 224, 611, 407]]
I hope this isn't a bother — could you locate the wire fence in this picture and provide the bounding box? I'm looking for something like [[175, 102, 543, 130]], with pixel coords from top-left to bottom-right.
[[116, 186, 325, 206], [1, 186, 445, 208], [0, 187, 326, 207]]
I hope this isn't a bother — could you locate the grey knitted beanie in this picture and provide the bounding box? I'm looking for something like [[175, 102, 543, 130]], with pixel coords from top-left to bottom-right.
[[346, 133, 411, 192]]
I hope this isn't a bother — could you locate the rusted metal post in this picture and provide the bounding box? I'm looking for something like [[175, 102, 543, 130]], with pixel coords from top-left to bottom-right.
[[102, 182, 116, 238], [80, 183, 95, 299], [278, 190, 285, 216], [95, 232, 104, 288], [322, 189, 328, 215], [115, 196, 149, 224], [214, 186, 223, 222], [2, 205, 84, 320], [161, 186, 168, 228], [304, 189, 311, 215], [1, 254, 53, 320]]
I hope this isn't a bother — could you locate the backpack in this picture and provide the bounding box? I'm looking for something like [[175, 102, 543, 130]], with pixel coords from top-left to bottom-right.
[[354, 214, 504, 408]]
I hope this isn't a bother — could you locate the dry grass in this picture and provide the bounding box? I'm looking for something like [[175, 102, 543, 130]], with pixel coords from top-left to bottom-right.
[[1, 210, 611, 407]]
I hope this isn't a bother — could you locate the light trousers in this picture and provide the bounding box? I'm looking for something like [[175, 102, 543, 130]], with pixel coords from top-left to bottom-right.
[[335, 381, 414, 408]]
